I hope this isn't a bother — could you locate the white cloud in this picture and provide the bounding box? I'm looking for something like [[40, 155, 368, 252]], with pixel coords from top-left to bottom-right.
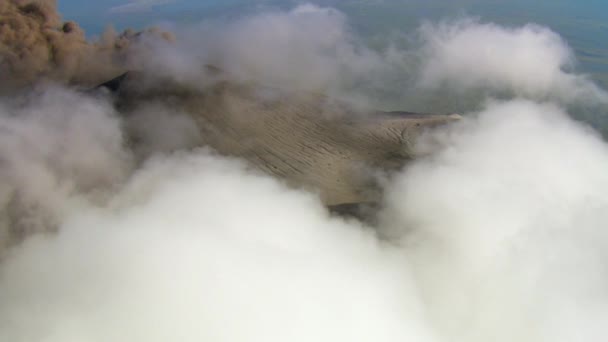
[[416, 18, 608, 105], [133, 4, 415, 108], [381, 99, 608, 341]]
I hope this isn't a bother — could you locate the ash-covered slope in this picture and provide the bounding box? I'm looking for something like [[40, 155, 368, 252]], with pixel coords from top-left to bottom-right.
[[105, 72, 461, 206]]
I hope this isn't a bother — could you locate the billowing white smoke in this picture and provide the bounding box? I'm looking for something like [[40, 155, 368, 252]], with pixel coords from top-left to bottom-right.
[[417, 19, 608, 105], [136, 4, 409, 107], [124, 102, 202, 160], [0, 87, 205, 250], [0, 88, 132, 250], [137, 5, 607, 110], [1, 4, 608, 342], [0, 151, 437, 342], [382, 100, 608, 341], [2, 96, 608, 342]]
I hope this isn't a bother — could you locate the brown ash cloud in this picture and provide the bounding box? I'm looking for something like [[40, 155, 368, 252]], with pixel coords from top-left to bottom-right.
[[0, 0, 173, 91]]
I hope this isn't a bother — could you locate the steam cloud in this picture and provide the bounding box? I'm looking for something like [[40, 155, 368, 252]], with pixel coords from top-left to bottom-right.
[[0, 88, 132, 251], [1, 2, 608, 342], [129, 4, 403, 107], [381, 100, 608, 341], [417, 19, 608, 105], [131, 5, 608, 110]]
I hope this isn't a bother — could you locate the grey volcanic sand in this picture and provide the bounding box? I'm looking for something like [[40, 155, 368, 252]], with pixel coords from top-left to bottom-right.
[[111, 73, 461, 206]]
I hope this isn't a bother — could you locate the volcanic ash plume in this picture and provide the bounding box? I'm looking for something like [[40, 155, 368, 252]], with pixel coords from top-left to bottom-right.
[[0, 0, 174, 90]]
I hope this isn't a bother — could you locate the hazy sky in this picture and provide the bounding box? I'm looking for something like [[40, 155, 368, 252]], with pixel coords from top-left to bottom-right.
[[58, 0, 608, 39]]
